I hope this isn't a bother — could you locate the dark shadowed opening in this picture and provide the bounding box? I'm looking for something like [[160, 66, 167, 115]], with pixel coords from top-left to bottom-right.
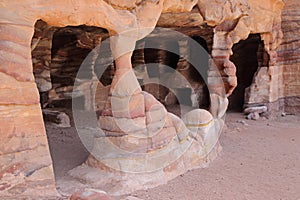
[[228, 34, 263, 112], [32, 22, 111, 193]]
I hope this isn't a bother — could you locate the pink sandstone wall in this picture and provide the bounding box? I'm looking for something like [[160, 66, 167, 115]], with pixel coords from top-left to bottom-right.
[[0, 0, 290, 198], [278, 0, 300, 112]]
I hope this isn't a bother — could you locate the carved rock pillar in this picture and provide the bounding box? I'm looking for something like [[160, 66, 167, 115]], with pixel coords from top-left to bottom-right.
[[210, 31, 237, 97], [0, 15, 57, 198]]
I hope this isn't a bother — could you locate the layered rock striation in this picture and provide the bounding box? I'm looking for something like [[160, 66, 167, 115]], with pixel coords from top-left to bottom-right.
[[0, 0, 289, 198]]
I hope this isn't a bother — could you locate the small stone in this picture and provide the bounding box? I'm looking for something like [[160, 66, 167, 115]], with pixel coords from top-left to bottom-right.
[[246, 112, 259, 120], [43, 109, 71, 127], [252, 112, 260, 120], [281, 112, 286, 117], [236, 120, 248, 125], [244, 106, 267, 114], [246, 114, 251, 120]]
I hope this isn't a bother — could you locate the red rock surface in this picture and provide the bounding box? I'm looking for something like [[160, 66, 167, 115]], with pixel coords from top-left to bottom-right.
[[1, 0, 299, 198]]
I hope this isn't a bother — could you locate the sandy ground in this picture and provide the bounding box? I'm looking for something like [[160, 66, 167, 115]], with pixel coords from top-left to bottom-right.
[[46, 112, 300, 200]]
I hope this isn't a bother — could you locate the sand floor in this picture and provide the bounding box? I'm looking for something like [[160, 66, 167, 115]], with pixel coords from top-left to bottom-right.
[[46, 112, 300, 200]]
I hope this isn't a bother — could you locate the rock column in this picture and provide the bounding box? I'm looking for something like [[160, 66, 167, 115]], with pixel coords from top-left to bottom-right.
[[0, 14, 57, 198]]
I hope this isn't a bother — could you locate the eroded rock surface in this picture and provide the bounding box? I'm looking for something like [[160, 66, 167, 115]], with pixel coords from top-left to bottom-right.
[[69, 68, 225, 195], [0, 0, 292, 198]]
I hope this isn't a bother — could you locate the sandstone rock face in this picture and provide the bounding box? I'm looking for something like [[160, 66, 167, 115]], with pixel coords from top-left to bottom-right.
[[0, 5, 57, 198], [0, 0, 289, 198], [277, 0, 300, 113], [70, 68, 225, 195], [244, 0, 300, 114], [205, 0, 284, 97], [0, 105, 57, 198]]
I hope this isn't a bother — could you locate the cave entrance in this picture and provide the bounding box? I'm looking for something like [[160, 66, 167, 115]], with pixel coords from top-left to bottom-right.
[[31, 21, 213, 192], [143, 38, 181, 109], [228, 34, 264, 112], [32, 21, 112, 193], [131, 33, 211, 117]]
